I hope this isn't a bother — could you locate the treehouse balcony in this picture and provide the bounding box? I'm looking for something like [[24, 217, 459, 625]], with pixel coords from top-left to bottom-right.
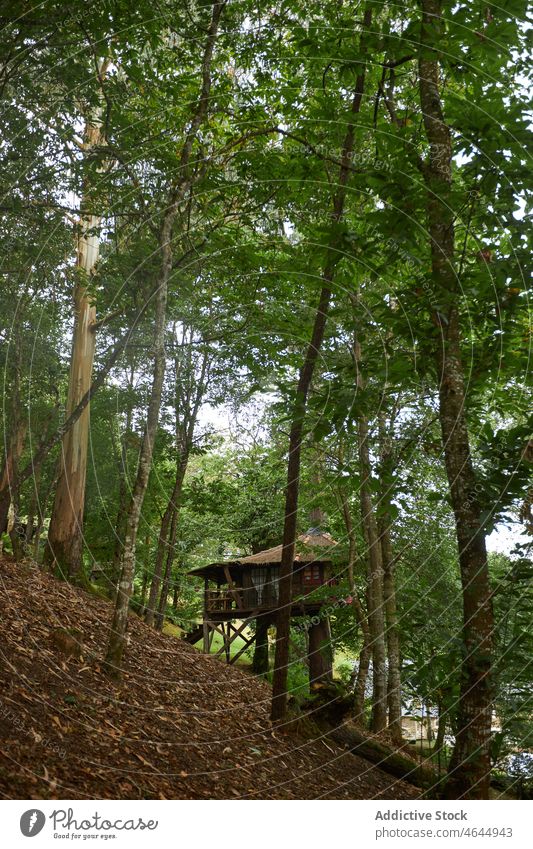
[[203, 570, 339, 617], [189, 528, 339, 621]]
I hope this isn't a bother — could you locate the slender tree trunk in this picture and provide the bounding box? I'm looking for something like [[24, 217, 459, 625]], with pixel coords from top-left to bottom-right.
[[252, 616, 270, 674], [0, 402, 27, 537], [381, 519, 402, 742], [425, 702, 434, 744], [44, 92, 107, 582], [112, 396, 134, 595], [103, 1, 223, 678], [139, 566, 149, 615], [0, 422, 27, 536], [352, 620, 371, 722], [155, 505, 179, 631], [357, 416, 387, 732], [418, 0, 493, 799], [103, 228, 170, 677], [145, 460, 186, 626], [377, 412, 402, 742], [434, 700, 447, 774], [338, 486, 371, 722], [2, 334, 26, 559], [33, 471, 58, 562], [25, 464, 41, 545], [271, 6, 373, 722]]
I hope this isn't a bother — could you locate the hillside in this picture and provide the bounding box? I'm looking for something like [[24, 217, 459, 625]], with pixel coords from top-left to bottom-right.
[[0, 556, 419, 800]]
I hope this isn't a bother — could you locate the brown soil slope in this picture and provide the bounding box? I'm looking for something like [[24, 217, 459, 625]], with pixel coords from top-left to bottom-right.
[[0, 557, 419, 800]]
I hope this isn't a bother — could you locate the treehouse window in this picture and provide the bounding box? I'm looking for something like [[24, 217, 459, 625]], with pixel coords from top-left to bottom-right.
[[251, 567, 268, 604], [270, 566, 280, 602], [303, 564, 321, 585]]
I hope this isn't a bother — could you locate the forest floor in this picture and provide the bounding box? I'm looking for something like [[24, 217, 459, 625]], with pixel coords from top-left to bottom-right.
[[0, 555, 420, 800]]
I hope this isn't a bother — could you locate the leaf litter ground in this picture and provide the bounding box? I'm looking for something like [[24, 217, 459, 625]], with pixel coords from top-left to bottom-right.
[[0, 557, 419, 800]]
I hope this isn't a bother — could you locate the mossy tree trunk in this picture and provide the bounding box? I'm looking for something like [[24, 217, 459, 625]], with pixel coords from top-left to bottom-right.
[[418, 0, 493, 799]]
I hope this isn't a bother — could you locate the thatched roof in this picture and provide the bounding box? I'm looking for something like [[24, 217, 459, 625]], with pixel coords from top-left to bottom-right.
[[188, 528, 337, 579], [237, 529, 337, 564]]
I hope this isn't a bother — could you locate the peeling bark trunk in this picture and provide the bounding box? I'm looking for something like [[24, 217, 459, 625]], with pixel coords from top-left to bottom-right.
[[271, 6, 373, 722], [418, 0, 493, 799], [45, 98, 107, 582]]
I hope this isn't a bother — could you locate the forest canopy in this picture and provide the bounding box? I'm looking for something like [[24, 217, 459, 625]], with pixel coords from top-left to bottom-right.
[[0, 0, 531, 803]]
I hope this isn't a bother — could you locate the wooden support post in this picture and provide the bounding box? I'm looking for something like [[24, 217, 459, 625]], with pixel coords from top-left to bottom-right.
[[203, 620, 210, 654], [224, 621, 231, 663]]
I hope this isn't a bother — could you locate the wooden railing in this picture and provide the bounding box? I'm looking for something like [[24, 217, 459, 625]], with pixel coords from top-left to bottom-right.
[[205, 589, 234, 612]]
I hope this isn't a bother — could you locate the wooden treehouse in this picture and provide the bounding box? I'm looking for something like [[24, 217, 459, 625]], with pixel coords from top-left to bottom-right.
[[185, 528, 339, 684]]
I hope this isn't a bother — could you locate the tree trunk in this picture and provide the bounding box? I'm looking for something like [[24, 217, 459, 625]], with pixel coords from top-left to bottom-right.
[[0, 420, 27, 537], [418, 0, 493, 799], [145, 460, 186, 626], [308, 617, 333, 685], [381, 531, 402, 742], [252, 615, 270, 675], [103, 217, 171, 677], [325, 723, 436, 791], [25, 464, 41, 545], [338, 485, 371, 723], [377, 412, 402, 741], [357, 416, 387, 733], [271, 6, 372, 722], [155, 506, 179, 631], [434, 701, 447, 775], [1, 334, 26, 559], [0, 383, 27, 537], [112, 393, 134, 596], [103, 1, 224, 678], [423, 703, 433, 744], [139, 566, 149, 615], [32, 471, 57, 562], [44, 97, 107, 582]]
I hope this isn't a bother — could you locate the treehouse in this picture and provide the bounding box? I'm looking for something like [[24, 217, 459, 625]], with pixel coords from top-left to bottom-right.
[[185, 528, 338, 683]]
